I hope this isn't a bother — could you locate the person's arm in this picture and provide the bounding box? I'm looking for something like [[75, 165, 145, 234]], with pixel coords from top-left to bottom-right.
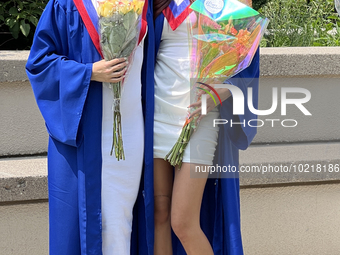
[[187, 49, 260, 149], [26, 0, 126, 147]]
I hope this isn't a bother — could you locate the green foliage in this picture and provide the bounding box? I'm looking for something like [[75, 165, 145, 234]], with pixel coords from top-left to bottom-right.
[[252, 0, 271, 10], [0, 0, 48, 49], [259, 0, 340, 47], [1, 0, 339, 49]]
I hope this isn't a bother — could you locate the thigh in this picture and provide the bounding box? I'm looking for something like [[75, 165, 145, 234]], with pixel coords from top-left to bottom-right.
[[154, 158, 174, 197], [172, 163, 209, 220]]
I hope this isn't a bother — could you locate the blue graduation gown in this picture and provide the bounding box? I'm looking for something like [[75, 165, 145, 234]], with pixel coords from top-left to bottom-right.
[[26, 0, 104, 254], [139, 7, 260, 255], [26, 0, 149, 253]]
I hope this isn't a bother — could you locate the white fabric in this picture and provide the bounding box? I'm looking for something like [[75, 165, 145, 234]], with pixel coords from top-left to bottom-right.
[[153, 15, 219, 165], [92, 0, 144, 254]]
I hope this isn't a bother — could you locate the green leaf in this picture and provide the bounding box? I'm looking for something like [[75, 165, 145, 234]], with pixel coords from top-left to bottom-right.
[[122, 11, 134, 31], [99, 16, 126, 57], [17, 13, 26, 19], [325, 23, 333, 31], [0, 15, 4, 21], [327, 15, 339, 20], [18, 2, 23, 10], [120, 37, 136, 57], [10, 21, 19, 39], [29, 16, 38, 27], [29, 2, 37, 8], [9, 7, 18, 15], [6, 18, 15, 28], [20, 20, 30, 37]]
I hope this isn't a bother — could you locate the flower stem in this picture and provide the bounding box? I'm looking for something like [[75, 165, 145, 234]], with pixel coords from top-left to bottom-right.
[[109, 81, 125, 160]]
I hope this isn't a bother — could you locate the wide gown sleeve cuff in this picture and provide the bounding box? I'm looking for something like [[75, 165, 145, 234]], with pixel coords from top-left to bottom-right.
[[73, 62, 94, 147]]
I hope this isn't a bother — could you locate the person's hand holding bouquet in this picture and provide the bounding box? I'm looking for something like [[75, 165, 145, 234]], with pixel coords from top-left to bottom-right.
[[97, 0, 145, 160], [91, 58, 128, 83]]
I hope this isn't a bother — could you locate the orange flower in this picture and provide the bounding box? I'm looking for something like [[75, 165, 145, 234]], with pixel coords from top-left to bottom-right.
[[230, 27, 237, 36], [236, 29, 251, 46]]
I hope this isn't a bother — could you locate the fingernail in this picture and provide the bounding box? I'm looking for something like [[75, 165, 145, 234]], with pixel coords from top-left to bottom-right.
[[124, 57, 127, 60]]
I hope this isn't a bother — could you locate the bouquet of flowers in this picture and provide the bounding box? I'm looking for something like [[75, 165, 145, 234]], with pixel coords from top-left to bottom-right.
[[165, 0, 269, 167], [97, 0, 144, 160]]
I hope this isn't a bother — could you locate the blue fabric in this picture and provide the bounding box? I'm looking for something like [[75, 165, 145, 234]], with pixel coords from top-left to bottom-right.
[[136, 0, 156, 253], [138, 11, 260, 255], [26, 0, 103, 254]]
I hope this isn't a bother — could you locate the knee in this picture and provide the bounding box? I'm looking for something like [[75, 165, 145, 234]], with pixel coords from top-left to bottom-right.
[[154, 196, 171, 225], [171, 211, 193, 242]]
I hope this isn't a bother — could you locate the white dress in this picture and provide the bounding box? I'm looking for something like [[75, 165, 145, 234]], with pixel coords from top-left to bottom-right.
[[92, 1, 144, 254], [153, 15, 220, 166]]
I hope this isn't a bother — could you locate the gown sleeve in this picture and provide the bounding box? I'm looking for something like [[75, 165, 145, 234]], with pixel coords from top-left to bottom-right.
[[26, 0, 93, 147], [221, 49, 260, 150]]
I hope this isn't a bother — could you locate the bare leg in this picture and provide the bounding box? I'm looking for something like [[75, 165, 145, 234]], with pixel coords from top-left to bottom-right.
[[154, 158, 173, 255], [171, 163, 214, 255]]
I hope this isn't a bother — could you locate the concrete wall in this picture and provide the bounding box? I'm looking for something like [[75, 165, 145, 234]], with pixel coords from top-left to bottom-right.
[[2, 48, 340, 156], [252, 77, 340, 143], [0, 81, 47, 156], [0, 51, 47, 156], [0, 202, 48, 255], [2, 184, 340, 255], [1, 47, 340, 254], [241, 183, 340, 255]]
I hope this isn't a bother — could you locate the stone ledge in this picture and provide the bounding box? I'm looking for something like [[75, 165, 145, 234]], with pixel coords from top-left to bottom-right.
[[0, 157, 47, 202], [239, 142, 340, 186], [0, 51, 30, 82], [260, 47, 340, 77], [1, 142, 340, 202]]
